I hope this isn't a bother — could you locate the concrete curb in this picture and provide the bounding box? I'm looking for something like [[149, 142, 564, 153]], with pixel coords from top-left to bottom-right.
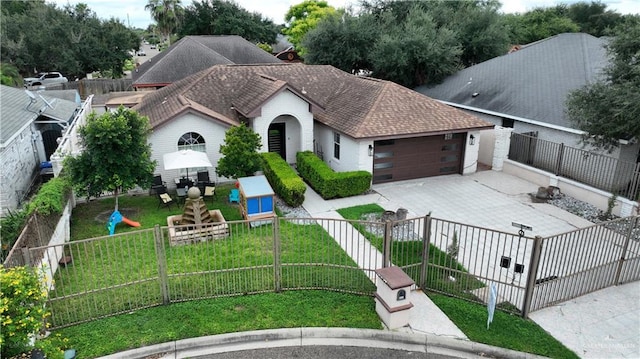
[[97, 327, 549, 359]]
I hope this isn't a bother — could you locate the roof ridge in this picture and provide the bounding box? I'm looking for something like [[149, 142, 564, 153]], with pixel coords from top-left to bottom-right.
[[353, 78, 387, 137], [188, 36, 234, 63]]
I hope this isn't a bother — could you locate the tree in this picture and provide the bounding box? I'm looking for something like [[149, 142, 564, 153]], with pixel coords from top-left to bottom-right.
[[0, 63, 22, 86], [145, 0, 183, 46], [64, 107, 156, 209], [178, 0, 279, 44], [503, 6, 580, 44], [217, 124, 262, 179], [567, 1, 623, 37], [0, 1, 139, 79], [283, 0, 338, 54], [303, 10, 378, 74], [566, 19, 640, 150], [370, 6, 462, 87]]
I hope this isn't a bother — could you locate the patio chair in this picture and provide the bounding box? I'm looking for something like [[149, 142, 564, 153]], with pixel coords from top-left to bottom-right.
[[229, 189, 240, 204], [156, 187, 175, 210], [203, 185, 216, 203], [177, 177, 193, 189], [197, 170, 210, 184], [150, 174, 166, 194]]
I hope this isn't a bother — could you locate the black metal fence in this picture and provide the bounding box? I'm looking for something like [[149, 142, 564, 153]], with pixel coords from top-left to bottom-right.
[[18, 214, 640, 329], [509, 132, 640, 200]]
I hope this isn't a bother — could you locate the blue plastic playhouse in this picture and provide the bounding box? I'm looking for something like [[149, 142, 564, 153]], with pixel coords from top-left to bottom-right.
[[237, 175, 275, 224]]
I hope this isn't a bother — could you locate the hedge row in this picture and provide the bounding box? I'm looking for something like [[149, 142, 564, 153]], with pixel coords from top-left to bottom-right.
[[296, 151, 371, 199], [261, 152, 306, 207]]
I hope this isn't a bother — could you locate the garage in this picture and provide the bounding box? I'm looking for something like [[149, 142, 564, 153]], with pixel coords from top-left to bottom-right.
[[373, 133, 465, 183]]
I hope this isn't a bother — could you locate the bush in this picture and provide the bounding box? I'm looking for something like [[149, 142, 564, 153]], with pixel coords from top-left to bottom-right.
[[0, 267, 50, 357], [0, 209, 28, 261], [296, 151, 371, 199], [261, 152, 306, 207], [27, 176, 71, 216]]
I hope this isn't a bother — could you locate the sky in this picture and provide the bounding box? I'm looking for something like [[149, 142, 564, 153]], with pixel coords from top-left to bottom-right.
[[48, 0, 640, 30]]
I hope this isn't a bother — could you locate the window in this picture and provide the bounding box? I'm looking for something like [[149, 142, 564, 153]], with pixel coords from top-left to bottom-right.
[[178, 132, 206, 175], [444, 133, 453, 140], [502, 118, 514, 128], [333, 132, 340, 160]]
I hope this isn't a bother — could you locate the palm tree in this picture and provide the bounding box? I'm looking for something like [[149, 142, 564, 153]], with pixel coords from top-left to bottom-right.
[[145, 0, 183, 46]]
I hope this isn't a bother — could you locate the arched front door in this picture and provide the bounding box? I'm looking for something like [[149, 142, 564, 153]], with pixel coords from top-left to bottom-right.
[[268, 123, 286, 160]]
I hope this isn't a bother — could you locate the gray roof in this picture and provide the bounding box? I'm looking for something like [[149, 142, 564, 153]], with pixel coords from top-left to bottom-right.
[[416, 33, 609, 128], [1, 85, 79, 146], [132, 35, 282, 88]]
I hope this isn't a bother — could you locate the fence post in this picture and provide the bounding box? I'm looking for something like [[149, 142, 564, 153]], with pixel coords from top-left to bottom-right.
[[383, 220, 392, 267], [21, 248, 32, 267], [522, 236, 543, 318], [419, 214, 432, 289], [555, 143, 565, 176], [153, 225, 170, 305], [614, 216, 638, 285], [273, 218, 281, 292]]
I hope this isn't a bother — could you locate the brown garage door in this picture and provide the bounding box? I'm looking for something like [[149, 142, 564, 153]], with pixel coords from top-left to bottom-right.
[[373, 134, 465, 183]]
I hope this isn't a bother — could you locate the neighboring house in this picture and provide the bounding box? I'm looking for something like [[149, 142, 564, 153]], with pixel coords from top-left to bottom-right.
[[134, 63, 493, 186], [132, 35, 282, 90], [275, 46, 302, 63], [416, 33, 640, 168], [0, 85, 82, 216]]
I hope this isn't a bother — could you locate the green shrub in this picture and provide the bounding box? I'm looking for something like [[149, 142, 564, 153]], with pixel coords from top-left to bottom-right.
[[296, 151, 371, 199], [0, 266, 50, 357], [26, 176, 71, 216], [0, 209, 28, 261], [261, 152, 306, 207]]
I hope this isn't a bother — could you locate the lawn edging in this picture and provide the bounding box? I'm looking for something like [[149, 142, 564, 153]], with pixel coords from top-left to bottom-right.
[[96, 327, 549, 359]]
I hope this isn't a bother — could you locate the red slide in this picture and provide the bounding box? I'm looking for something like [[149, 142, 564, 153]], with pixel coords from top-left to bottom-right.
[[121, 217, 141, 228]]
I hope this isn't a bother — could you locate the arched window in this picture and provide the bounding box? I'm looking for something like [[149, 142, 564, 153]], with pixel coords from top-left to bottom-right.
[[177, 132, 206, 176]]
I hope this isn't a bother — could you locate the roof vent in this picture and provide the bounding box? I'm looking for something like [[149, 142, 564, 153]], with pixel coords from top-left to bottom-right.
[[472, 92, 479, 98]]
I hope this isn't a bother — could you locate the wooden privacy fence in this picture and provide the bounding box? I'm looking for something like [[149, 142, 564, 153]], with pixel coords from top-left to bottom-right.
[[509, 132, 640, 201], [19, 215, 640, 329]]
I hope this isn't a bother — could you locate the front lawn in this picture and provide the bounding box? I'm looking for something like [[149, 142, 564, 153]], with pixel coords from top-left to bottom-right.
[[49, 291, 381, 358], [49, 188, 375, 328]]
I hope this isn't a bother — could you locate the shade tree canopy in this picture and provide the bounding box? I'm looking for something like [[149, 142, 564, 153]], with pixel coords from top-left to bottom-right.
[[64, 107, 156, 209], [566, 19, 640, 150]]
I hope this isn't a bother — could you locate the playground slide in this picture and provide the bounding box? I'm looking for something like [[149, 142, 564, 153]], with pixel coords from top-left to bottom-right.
[[121, 217, 141, 228], [108, 210, 141, 235]]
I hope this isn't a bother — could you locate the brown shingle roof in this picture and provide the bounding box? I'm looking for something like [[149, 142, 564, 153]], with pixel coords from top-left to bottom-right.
[[133, 35, 282, 88], [134, 63, 493, 139]]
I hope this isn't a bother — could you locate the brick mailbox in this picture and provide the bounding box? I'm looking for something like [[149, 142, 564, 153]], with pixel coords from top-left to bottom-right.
[[374, 266, 414, 329]]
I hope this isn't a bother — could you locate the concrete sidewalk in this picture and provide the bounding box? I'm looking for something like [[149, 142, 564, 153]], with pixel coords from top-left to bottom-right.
[[302, 187, 467, 339]]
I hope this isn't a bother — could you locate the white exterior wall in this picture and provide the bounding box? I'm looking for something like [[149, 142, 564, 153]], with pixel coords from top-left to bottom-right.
[[478, 129, 496, 167], [252, 90, 314, 163], [463, 131, 480, 175], [314, 122, 372, 173], [149, 113, 229, 188], [0, 125, 40, 217]]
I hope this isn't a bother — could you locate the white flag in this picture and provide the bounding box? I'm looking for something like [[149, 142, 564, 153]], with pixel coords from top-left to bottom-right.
[[487, 283, 497, 329]]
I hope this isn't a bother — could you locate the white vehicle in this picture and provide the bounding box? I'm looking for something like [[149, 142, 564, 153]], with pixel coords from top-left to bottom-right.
[[24, 72, 68, 87], [137, 49, 147, 56]]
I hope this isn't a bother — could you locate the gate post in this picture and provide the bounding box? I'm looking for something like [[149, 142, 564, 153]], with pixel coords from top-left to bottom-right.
[[522, 236, 543, 318], [273, 218, 281, 292], [555, 143, 565, 175], [614, 216, 638, 285], [419, 214, 432, 289], [383, 220, 392, 268], [153, 225, 170, 305]]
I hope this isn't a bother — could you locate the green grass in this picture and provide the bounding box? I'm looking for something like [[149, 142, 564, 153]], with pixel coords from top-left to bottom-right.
[[70, 184, 244, 240], [336, 204, 484, 297], [48, 290, 382, 358], [49, 190, 375, 327], [429, 293, 579, 359]]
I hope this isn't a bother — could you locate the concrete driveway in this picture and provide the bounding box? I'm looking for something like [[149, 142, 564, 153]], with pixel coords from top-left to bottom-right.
[[368, 170, 639, 358]]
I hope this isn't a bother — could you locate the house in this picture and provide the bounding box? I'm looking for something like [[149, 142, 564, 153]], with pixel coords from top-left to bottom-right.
[[134, 63, 493, 186], [0, 85, 82, 216], [132, 35, 282, 90], [415, 33, 640, 168]]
